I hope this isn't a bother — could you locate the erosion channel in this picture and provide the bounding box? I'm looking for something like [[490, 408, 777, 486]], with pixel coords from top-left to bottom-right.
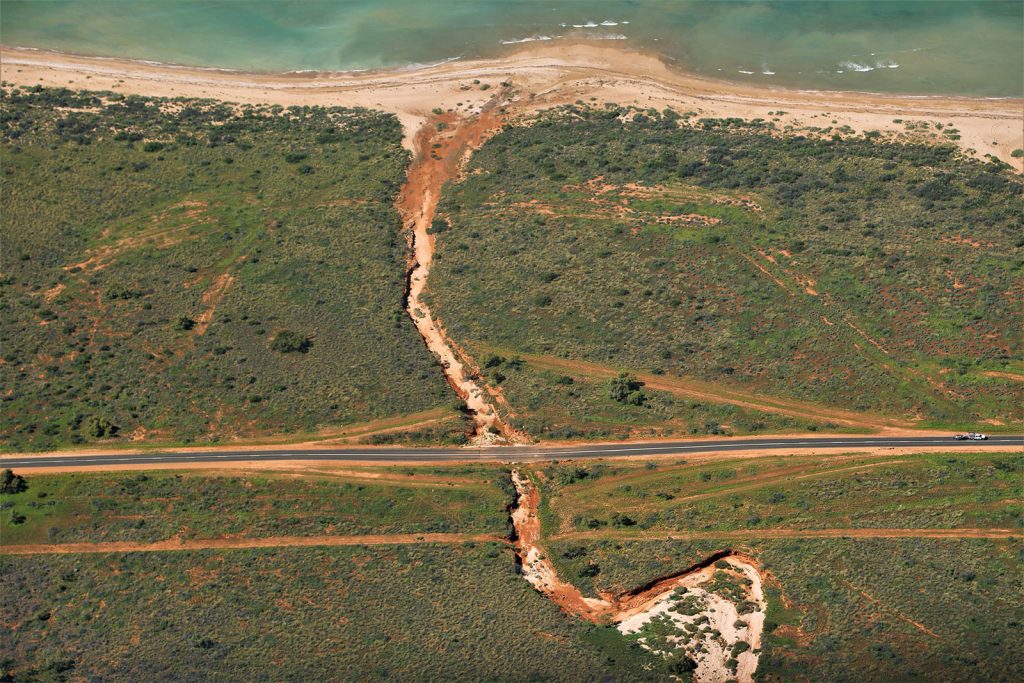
[[396, 100, 522, 444], [510, 470, 767, 683]]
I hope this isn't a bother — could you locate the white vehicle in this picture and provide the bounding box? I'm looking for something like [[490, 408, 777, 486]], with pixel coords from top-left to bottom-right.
[[954, 432, 988, 440]]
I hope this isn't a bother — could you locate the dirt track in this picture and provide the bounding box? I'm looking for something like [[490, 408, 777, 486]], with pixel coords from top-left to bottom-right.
[[551, 527, 1021, 542], [489, 350, 915, 430], [1, 532, 504, 556], [5, 525, 1011, 557]]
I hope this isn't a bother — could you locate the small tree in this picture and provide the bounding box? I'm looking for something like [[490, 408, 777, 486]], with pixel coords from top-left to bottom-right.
[[174, 316, 196, 331], [609, 372, 645, 404], [483, 355, 505, 368], [0, 469, 28, 494], [270, 330, 312, 354], [668, 653, 697, 676], [84, 416, 119, 439]]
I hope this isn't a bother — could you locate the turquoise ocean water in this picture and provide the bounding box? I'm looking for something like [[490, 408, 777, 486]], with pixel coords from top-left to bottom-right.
[[2, 1, 1021, 97]]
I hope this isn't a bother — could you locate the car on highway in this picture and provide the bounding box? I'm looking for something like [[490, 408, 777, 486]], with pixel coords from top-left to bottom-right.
[[954, 432, 988, 440]]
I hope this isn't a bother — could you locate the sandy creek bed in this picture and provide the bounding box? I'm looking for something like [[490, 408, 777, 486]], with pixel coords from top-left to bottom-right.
[[510, 470, 766, 681]]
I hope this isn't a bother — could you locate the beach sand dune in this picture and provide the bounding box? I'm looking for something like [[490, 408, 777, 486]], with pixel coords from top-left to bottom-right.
[[2, 43, 1020, 168]]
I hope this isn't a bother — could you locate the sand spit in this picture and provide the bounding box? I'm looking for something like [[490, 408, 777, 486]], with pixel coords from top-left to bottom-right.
[[2, 43, 1020, 168]]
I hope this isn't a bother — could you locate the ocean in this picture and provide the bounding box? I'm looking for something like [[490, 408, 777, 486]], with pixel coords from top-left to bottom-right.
[[2, 1, 1021, 97]]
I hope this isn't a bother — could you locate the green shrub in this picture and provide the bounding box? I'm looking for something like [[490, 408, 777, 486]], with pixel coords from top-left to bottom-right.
[[83, 416, 118, 438], [269, 330, 312, 354], [609, 373, 645, 405], [0, 469, 28, 494]]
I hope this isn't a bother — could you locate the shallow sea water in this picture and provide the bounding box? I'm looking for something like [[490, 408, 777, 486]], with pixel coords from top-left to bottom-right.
[[3, 1, 1021, 96]]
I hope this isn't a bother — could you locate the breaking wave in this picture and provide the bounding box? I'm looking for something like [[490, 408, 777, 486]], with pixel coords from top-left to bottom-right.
[[837, 59, 900, 73], [501, 35, 558, 45]]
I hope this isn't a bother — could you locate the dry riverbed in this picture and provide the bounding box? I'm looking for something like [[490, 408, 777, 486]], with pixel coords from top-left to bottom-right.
[[510, 470, 766, 681]]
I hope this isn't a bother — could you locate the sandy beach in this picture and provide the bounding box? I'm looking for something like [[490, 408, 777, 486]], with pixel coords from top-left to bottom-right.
[[2, 43, 1021, 169]]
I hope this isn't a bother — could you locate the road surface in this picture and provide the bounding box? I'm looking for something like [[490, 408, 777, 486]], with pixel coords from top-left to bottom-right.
[[1, 435, 1020, 469]]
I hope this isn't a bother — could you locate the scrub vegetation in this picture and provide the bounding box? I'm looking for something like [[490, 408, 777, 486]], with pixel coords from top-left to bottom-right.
[[539, 452, 1022, 534], [2, 456, 1019, 681], [0, 466, 511, 545], [536, 452, 1021, 681], [0, 86, 451, 452], [473, 355, 826, 441], [547, 537, 1023, 682], [0, 544, 666, 682], [429, 105, 1023, 436]]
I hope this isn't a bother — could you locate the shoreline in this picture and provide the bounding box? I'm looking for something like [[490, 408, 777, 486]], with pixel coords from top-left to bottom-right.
[[6, 41, 1021, 102], [3, 43, 1022, 168], [7, 42, 1024, 102]]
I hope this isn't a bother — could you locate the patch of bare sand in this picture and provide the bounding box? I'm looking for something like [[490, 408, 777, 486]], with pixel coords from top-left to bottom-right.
[[42, 283, 66, 302], [616, 558, 766, 683], [193, 271, 235, 336]]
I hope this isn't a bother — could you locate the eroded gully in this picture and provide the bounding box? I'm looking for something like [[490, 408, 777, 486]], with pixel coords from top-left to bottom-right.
[[395, 98, 524, 445], [510, 470, 767, 683]]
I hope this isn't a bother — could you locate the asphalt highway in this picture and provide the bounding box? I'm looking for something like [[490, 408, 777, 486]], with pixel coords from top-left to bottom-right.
[[1, 435, 1020, 469]]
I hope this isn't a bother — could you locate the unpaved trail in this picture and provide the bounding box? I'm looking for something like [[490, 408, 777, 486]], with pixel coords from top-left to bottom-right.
[[510, 470, 766, 682], [482, 349, 915, 430], [841, 579, 942, 640], [1, 532, 503, 555], [396, 94, 526, 445], [551, 527, 1022, 542], [984, 371, 1024, 382]]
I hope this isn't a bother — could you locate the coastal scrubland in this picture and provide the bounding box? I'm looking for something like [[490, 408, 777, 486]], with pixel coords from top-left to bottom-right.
[[0, 466, 661, 681], [2, 460, 1018, 681], [0, 544, 667, 682], [537, 452, 1022, 535], [0, 86, 457, 452], [547, 537, 1023, 682], [0, 44, 1020, 683], [534, 455, 1022, 681], [429, 105, 1023, 439], [0, 466, 511, 545], [3, 88, 1021, 450]]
